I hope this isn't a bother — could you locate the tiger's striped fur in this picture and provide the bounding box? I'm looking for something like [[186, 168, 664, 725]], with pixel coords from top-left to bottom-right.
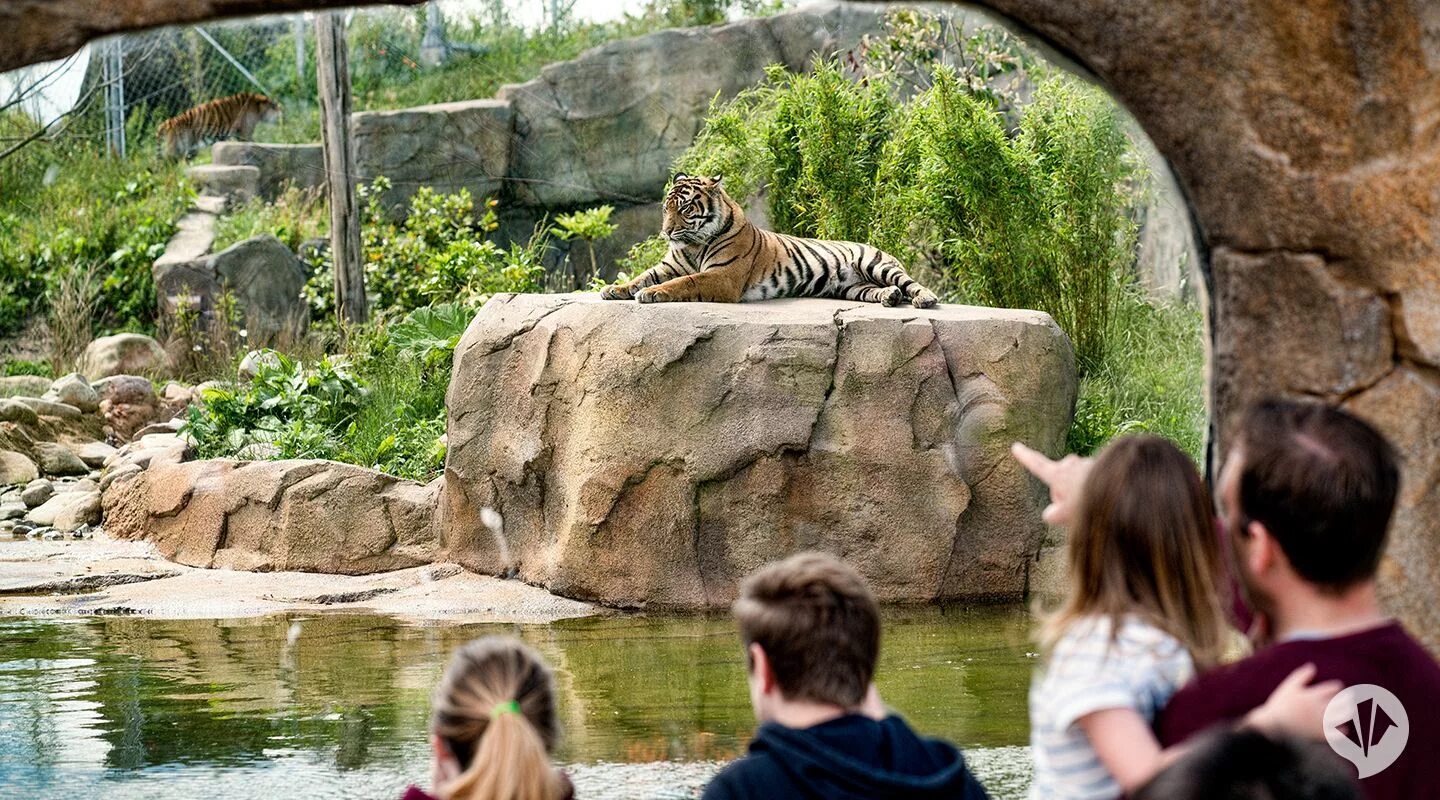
[[156, 92, 279, 159], [601, 174, 938, 308]]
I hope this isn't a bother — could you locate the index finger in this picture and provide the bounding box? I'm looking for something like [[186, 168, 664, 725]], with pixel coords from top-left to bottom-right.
[[1011, 442, 1059, 482]]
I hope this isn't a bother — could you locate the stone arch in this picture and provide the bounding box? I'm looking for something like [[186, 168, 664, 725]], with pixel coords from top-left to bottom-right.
[[928, 0, 1440, 643]]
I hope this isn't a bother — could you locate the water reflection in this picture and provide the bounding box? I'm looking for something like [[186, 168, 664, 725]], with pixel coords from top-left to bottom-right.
[[0, 607, 1034, 798]]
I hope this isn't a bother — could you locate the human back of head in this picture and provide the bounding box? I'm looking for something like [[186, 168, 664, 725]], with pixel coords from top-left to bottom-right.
[[431, 636, 566, 800], [1133, 727, 1361, 800], [1047, 434, 1227, 668], [1235, 399, 1399, 592], [733, 551, 881, 709]]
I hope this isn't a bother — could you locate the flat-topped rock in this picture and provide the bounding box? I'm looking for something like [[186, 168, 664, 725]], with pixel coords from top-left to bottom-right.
[[440, 293, 1076, 608], [212, 141, 325, 199], [185, 164, 259, 206], [103, 459, 441, 574]]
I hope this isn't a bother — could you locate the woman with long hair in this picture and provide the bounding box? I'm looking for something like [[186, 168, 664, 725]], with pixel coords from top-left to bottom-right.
[[403, 637, 573, 800]]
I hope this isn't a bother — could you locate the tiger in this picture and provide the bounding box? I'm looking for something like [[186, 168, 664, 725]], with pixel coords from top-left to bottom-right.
[[157, 92, 280, 159], [601, 173, 938, 308]]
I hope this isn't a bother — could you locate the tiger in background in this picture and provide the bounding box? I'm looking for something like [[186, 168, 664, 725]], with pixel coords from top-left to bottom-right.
[[601, 173, 939, 308], [157, 92, 279, 159]]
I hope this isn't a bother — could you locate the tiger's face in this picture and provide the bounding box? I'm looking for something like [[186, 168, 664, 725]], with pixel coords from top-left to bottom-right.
[[662, 173, 727, 245]]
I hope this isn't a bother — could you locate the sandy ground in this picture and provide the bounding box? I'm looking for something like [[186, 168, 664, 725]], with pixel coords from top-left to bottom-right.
[[0, 534, 597, 623]]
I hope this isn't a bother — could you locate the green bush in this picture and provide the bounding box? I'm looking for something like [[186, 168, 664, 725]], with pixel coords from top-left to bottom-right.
[[214, 185, 328, 252], [301, 178, 547, 324], [0, 118, 192, 337], [185, 302, 465, 481], [676, 10, 1198, 453]]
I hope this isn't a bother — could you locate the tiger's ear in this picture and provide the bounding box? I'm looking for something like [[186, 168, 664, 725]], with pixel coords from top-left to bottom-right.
[[674, 172, 690, 181], [710, 174, 724, 185]]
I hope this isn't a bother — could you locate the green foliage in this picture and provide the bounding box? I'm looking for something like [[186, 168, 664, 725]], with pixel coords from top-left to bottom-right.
[[186, 351, 365, 461], [618, 234, 669, 277], [1, 360, 52, 378], [185, 302, 463, 481], [214, 185, 328, 251], [553, 205, 618, 288], [0, 116, 192, 337], [301, 178, 546, 325], [1066, 291, 1207, 460], [679, 14, 1138, 371], [679, 9, 1198, 452]]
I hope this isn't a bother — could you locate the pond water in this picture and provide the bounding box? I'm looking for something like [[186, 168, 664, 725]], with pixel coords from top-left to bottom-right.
[[0, 607, 1037, 799]]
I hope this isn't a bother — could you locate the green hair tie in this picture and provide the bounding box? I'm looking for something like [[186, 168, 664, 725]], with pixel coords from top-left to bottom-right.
[[490, 700, 522, 719]]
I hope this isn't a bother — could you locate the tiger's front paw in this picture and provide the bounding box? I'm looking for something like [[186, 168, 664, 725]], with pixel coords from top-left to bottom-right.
[[635, 286, 670, 304], [600, 284, 632, 300], [911, 288, 939, 309], [878, 286, 904, 307]]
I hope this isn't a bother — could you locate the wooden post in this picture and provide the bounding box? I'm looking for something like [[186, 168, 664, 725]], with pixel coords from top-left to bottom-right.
[[314, 11, 367, 325]]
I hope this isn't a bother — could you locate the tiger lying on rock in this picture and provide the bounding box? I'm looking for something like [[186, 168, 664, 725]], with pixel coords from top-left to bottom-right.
[[157, 92, 279, 159], [601, 173, 939, 308]]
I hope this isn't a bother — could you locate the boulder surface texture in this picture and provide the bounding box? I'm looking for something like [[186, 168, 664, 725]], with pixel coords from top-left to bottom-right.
[[441, 294, 1076, 608], [102, 459, 440, 574]]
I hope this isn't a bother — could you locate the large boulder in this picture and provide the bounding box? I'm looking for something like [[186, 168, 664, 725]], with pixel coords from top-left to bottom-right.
[[353, 100, 512, 215], [47, 373, 100, 413], [102, 459, 441, 574], [440, 293, 1076, 608], [498, 3, 891, 208], [77, 333, 168, 381], [206, 235, 310, 347], [31, 443, 88, 477]]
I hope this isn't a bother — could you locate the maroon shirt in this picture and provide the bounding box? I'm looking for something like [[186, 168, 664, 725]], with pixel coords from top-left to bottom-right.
[[1157, 622, 1440, 800]]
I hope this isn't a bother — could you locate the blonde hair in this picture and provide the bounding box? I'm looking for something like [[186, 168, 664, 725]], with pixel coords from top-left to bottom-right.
[[1041, 435, 1229, 671], [431, 637, 566, 800]]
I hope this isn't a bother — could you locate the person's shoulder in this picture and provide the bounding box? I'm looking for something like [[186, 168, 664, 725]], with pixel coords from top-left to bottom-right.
[[701, 751, 783, 800]]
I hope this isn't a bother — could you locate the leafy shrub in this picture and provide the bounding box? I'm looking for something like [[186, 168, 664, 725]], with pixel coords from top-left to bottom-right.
[[214, 185, 328, 251], [301, 178, 547, 324], [552, 205, 618, 289], [186, 351, 364, 461], [1, 360, 52, 378], [0, 125, 192, 337], [677, 16, 1139, 372]]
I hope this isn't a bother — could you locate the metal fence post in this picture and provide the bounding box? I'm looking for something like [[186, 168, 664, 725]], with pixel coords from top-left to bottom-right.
[[103, 39, 126, 158]]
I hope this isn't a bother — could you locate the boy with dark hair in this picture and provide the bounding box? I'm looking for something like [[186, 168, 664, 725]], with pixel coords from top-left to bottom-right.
[[702, 552, 989, 800], [1156, 399, 1440, 799], [1134, 728, 1361, 800]]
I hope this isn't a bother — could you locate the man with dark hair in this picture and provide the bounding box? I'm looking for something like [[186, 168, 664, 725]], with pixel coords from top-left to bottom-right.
[[702, 552, 989, 800], [1156, 399, 1440, 799], [1134, 728, 1361, 800]]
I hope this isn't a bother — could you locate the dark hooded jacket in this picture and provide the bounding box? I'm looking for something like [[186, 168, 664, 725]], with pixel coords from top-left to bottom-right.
[[702, 714, 990, 800]]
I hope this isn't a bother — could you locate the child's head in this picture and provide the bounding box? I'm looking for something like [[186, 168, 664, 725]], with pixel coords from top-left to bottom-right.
[[1046, 434, 1228, 668], [1133, 728, 1361, 800], [430, 636, 565, 800], [733, 552, 880, 720]]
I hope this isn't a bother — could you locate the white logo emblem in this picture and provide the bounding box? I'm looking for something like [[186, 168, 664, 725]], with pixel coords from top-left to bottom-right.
[[1323, 683, 1409, 779]]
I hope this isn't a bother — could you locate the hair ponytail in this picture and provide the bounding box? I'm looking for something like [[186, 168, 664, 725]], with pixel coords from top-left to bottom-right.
[[432, 638, 566, 800]]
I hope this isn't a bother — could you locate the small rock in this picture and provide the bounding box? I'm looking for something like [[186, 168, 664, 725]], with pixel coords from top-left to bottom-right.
[[26, 489, 102, 532], [133, 418, 186, 439], [64, 478, 99, 494], [0, 503, 26, 521], [48, 373, 100, 413], [0, 451, 39, 485], [0, 399, 40, 425], [77, 333, 169, 381], [41, 528, 63, 541], [71, 441, 118, 469], [235, 441, 281, 461], [99, 463, 143, 492], [238, 349, 283, 381], [32, 443, 89, 477], [93, 375, 157, 406], [12, 396, 83, 419], [20, 478, 53, 508]]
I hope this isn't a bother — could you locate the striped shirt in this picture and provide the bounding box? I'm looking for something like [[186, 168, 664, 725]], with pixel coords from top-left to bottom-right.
[[1029, 615, 1194, 800]]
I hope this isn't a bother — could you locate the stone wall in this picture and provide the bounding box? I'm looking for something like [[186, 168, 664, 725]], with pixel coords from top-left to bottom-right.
[[947, 0, 1440, 644], [440, 294, 1076, 608]]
